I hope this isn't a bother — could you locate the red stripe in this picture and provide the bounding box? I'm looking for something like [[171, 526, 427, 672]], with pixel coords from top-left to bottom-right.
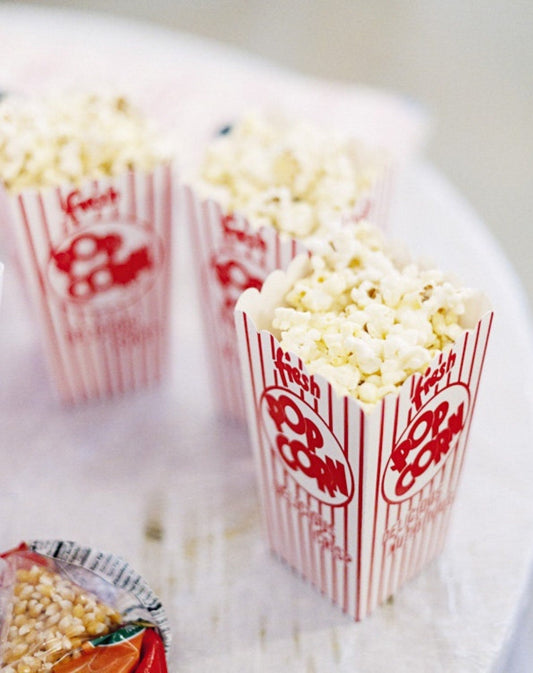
[[49, 187, 92, 402], [128, 170, 137, 221], [285, 473, 297, 572], [139, 291, 149, 391], [462, 314, 493, 456], [160, 164, 173, 382], [443, 334, 471, 491], [448, 315, 493, 508], [57, 261, 91, 397], [243, 313, 274, 545], [142, 170, 155, 390], [404, 352, 446, 584], [422, 461, 449, 570], [331, 505, 337, 605], [126, 304, 136, 391], [19, 194, 74, 404], [408, 376, 416, 422], [256, 332, 267, 391], [408, 485, 432, 583], [37, 192, 79, 393], [187, 189, 222, 399], [120, 176, 136, 393], [355, 406, 364, 620], [343, 396, 350, 613], [55, 186, 69, 238], [37, 193, 53, 243], [275, 229, 281, 268], [382, 387, 411, 598], [422, 479, 440, 572], [424, 374, 454, 567], [379, 396, 401, 599], [448, 320, 483, 494], [204, 199, 217, 262], [319, 500, 326, 595], [397, 496, 414, 591], [93, 179, 103, 222], [467, 319, 482, 387], [382, 502, 397, 602], [201, 199, 225, 411], [425, 343, 468, 560], [110, 319, 125, 395], [243, 313, 259, 420], [147, 171, 155, 231], [458, 331, 469, 381], [210, 201, 233, 415], [366, 400, 386, 614], [271, 449, 286, 561], [74, 310, 94, 400], [324, 388, 334, 596], [397, 354, 441, 585], [296, 483, 309, 580], [307, 491, 317, 587], [95, 309, 114, 397]]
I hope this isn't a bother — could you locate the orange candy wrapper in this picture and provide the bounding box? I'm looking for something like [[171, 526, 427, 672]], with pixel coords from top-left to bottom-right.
[[0, 542, 170, 673]]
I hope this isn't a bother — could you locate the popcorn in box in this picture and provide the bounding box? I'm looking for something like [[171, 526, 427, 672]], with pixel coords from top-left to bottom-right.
[[0, 93, 174, 404], [235, 222, 493, 619], [0, 541, 170, 673], [185, 112, 394, 422]]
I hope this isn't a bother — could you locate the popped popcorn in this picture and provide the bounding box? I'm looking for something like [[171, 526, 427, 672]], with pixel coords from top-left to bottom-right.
[[272, 222, 476, 408], [0, 92, 169, 193], [198, 112, 386, 239]]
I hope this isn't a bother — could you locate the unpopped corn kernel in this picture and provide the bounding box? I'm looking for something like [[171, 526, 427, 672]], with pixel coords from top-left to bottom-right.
[[1, 564, 122, 672]]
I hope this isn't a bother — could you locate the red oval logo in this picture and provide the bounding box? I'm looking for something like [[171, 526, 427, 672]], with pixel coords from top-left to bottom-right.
[[209, 251, 265, 333], [382, 383, 470, 503], [48, 221, 163, 309], [260, 387, 354, 506]]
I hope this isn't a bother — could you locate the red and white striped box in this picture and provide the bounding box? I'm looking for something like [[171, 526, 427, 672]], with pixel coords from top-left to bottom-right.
[[2, 164, 174, 405], [235, 272, 493, 620], [184, 166, 393, 422]]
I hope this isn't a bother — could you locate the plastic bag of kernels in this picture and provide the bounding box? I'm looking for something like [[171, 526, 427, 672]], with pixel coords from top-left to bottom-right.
[[183, 112, 394, 422], [0, 541, 170, 673], [235, 221, 493, 620], [0, 92, 174, 405]]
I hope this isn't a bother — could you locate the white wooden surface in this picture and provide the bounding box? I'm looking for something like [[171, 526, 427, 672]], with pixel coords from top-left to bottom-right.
[[0, 6, 532, 672]]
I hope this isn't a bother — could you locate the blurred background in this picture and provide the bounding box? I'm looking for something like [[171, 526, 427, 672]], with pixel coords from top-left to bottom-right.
[[4, 0, 532, 309]]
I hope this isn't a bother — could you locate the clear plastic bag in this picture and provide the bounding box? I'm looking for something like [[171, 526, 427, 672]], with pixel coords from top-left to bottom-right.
[[0, 542, 169, 673]]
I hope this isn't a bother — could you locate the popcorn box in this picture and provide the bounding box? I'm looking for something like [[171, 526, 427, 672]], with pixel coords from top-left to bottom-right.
[[1, 165, 173, 404], [184, 165, 393, 421], [235, 263, 493, 620]]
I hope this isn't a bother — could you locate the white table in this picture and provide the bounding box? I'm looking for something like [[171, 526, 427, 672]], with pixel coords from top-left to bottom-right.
[[1, 6, 532, 672]]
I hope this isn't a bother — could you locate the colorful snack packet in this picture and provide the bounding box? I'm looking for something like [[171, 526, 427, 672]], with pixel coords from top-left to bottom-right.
[[0, 541, 170, 673]]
